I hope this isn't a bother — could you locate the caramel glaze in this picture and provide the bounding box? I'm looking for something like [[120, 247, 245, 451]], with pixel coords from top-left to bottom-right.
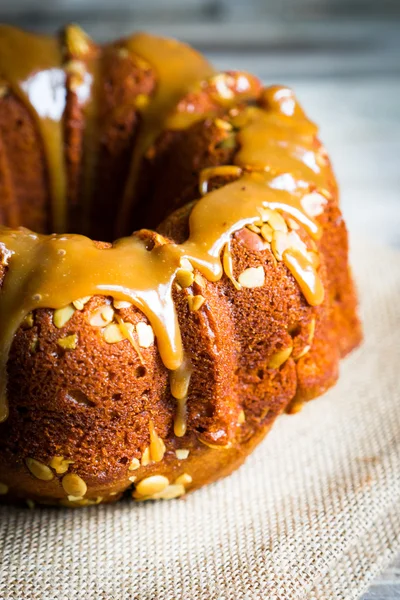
[[0, 169, 322, 422], [0, 28, 332, 425]]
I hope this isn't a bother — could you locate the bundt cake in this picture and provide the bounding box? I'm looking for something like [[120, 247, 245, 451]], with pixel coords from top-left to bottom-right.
[[0, 24, 362, 507]]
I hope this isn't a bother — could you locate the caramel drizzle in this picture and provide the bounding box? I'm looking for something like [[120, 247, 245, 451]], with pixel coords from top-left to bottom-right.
[[0, 170, 322, 422], [0, 26, 67, 233], [170, 359, 192, 437], [0, 29, 333, 425]]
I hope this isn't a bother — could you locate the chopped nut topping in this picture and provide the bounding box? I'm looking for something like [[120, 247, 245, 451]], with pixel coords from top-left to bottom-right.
[[247, 224, 261, 234], [214, 118, 233, 131], [133, 475, 169, 498], [238, 409, 246, 424], [151, 484, 185, 500], [101, 305, 114, 322], [136, 322, 155, 348], [129, 458, 140, 471], [72, 296, 91, 311], [65, 24, 91, 57], [49, 456, 74, 475], [175, 449, 190, 460], [89, 304, 114, 327], [25, 458, 54, 482], [104, 321, 136, 346], [21, 312, 34, 329], [257, 207, 273, 223], [67, 495, 84, 502], [260, 223, 273, 243], [268, 346, 293, 369], [238, 266, 265, 288], [54, 304, 75, 328], [62, 496, 102, 507], [176, 269, 195, 289], [57, 334, 78, 350], [194, 273, 206, 287], [187, 294, 205, 312], [175, 473, 192, 486], [267, 210, 288, 232], [62, 473, 87, 497], [113, 299, 132, 310], [272, 229, 309, 263], [128, 476, 137, 483], [153, 232, 167, 246], [87, 497, 104, 506], [141, 447, 151, 466], [236, 228, 268, 253], [258, 207, 288, 232], [0, 482, 9, 495], [103, 323, 125, 344]]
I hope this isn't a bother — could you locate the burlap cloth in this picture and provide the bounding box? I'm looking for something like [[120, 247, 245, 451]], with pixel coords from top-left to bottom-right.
[[0, 238, 399, 600]]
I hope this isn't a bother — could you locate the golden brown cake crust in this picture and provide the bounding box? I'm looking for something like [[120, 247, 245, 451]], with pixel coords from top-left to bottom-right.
[[0, 26, 362, 507], [0, 93, 51, 232]]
